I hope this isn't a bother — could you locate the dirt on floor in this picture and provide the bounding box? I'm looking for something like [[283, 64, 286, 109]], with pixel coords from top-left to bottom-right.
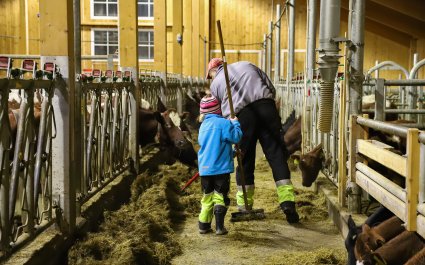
[[68, 151, 346, 265], [172, 156, 347, 265]]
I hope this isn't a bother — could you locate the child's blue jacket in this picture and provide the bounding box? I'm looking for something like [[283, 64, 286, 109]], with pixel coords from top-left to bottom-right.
[[198, 114, 242, 176]]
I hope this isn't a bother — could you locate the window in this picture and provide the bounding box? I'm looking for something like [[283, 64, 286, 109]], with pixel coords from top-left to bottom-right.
[[138, 0, 154, 19], [138, 31, 154, 60], [93, 29, 118, 56], [92, 0, 118, 18]]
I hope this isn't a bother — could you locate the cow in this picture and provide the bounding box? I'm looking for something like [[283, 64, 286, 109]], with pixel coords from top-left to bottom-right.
[[281, 110, 324, 187], [354, 216, 405, 262], [362, 94, 398, 121], [364, 230, 425, 265], [138, 97, 197, 168], [345, 206, 395, 265], [405, 247, 425, 265]]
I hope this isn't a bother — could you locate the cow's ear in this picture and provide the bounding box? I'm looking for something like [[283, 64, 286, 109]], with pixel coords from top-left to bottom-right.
[[347, 215, 357, 232], [180, 111, 190, 120], [362, 223, 371, 233], [156, 96, 167, 113], [153, 111, 165, 124]]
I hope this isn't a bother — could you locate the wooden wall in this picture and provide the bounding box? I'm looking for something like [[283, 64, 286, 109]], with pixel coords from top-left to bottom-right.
[[208, 0, 417, 80], [0, 0, 422, 80]]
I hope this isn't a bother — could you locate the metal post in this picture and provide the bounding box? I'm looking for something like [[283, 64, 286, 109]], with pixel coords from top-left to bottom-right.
[[263, 34, 267, 72], [274, 4, 281, 83], [306, 0, 317, 82], [73, 0, 83, 216], [420, 143, 425, 203], [347, 0, 365, 214], [287, 0, 295, 82], [374, 79, 385, 121], [267, 21, 273, 78], [407, 53, 419, 121]]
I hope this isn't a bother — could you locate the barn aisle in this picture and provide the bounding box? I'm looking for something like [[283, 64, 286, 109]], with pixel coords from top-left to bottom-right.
[[172, 155, 347, 265]]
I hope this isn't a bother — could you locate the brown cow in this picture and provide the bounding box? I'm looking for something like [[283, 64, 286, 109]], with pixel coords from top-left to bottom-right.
[[354, 216, 405, 262], [138, 97, 197, 168], [281, 110, 323, 187], [405, 247, 425, 265], [364, 230, 425, 265]]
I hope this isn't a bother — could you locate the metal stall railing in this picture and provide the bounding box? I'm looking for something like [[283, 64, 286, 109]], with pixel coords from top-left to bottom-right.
[[78, 72, 134, 204], [0, 56, 205, 257], [0, 58, 57, 253], [275, 74, 342, 185]]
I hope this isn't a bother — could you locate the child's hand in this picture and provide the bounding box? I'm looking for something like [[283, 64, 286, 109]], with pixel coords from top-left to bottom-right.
[[229, 116, 238, 121]]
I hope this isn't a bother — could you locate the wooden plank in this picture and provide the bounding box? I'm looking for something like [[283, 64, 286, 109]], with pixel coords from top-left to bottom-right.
[[154, 0, 167, 72], [338, 47, 347, 206], [357, 139, 407, 177], [406, 128, 420, 231], [191, 0, 199, 77], [356, 162, 406, 202], [39, 0, 72, 55], [172, 0, 183, 74], [118, 0, 138, 67], [182, 0, 192, 76], [416, 214, 425, 240], [356, 171, 406, 221]]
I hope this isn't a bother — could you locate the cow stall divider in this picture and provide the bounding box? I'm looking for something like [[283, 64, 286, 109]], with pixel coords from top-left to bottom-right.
[[0, 59, 57, 253], [78, 77, 134, 204], [0, 56, 206, 260]]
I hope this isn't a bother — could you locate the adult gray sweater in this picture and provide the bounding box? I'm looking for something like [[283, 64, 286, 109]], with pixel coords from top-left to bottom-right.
[[210, 61, 276, 118]]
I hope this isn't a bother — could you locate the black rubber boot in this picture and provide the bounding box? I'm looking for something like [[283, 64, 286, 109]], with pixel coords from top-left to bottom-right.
[[280, 201, 300, 224], [198, 221, 213, 234], [214, 205, 228, 235]]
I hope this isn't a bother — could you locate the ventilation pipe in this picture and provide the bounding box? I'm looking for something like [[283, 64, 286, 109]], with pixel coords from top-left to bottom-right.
[[317, 0, 341, 133]]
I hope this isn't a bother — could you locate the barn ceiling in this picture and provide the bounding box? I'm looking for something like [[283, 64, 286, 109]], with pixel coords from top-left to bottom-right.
[[340, 0, 425, 47]]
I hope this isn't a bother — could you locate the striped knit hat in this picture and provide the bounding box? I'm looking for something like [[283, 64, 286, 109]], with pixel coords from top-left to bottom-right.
[[200, 95, 222, 115]]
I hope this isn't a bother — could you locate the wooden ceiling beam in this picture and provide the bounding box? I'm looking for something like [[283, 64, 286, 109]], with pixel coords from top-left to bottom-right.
[[341, 0, 425, 39], [340, 9, 411, 47], [368, 0, 425, 23]]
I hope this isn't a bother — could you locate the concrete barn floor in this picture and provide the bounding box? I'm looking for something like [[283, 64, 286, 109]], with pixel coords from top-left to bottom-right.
[[172, 151, 347, 265]]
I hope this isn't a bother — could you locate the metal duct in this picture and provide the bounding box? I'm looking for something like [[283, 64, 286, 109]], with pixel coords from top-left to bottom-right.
[[317, 0, 341, 133]]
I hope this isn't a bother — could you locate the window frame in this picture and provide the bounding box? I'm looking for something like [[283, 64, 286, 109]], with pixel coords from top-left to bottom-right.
[[138, 29, 154, 62], [91, 0, 118, 20], [137, 0, 154, 20], [91, 28, 119, 59], [90, 28, 155, 62]]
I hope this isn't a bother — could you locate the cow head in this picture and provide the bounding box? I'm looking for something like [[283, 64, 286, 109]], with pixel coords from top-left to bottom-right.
[[354, 224, 386, 262], [292, 143, 324, 187], [155, 97, 197, 168]]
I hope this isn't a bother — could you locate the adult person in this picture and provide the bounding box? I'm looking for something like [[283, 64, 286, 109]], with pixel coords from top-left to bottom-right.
[[207, 58, 299, 223]]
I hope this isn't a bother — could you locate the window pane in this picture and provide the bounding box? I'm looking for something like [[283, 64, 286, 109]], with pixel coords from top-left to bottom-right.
[[150, 31, 154, 42], [140, 5, 148, 17], [109, 31, 118, 44], [108, 4, 117, 16], [138, 31, 149, 43], [94, 31, 107, 44], [94, 3, 107, 16], [138, 5, 143, 17], [139, 0, 148, 2], [109, 46, 118, 55], [139, 47, 149, 59], [94, 0, 106, 2], [95, 46, 107, 55], [149, 5, 153, 17], [149, 47, 154, 59]]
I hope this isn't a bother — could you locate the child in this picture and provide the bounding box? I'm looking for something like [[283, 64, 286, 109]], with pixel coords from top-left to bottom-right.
[[197, 95, 242, 235]]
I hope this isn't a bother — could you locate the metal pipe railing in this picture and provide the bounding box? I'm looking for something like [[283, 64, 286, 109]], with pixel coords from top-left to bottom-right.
[[356, 116, 408, 138]]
